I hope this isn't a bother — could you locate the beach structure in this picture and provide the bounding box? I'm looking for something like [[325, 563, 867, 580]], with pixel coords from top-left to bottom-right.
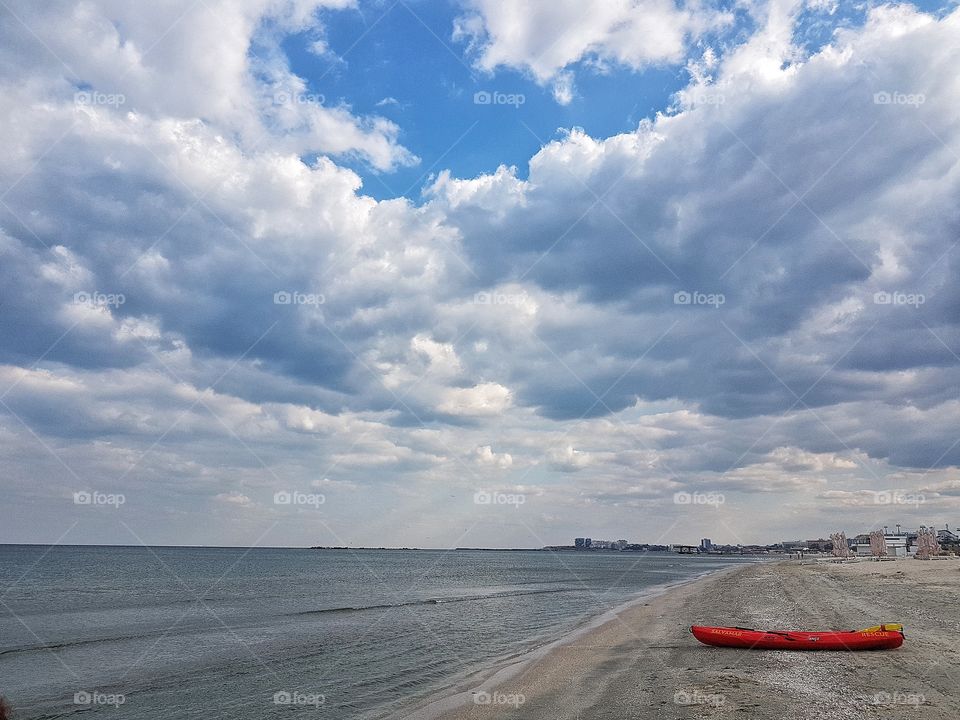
[[845, 524, 960, 557], [915, 527, 941, 560], [854, 531, 910, 557], [830, 532, 851, 558], [869, 531, 888, 557], [885, 533, 908, 557]]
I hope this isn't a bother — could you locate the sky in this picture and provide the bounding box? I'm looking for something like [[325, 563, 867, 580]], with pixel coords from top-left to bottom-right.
[[1, 0, 959, 549]]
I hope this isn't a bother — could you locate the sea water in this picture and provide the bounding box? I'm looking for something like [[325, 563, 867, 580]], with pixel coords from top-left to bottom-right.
[[0, 545, 758, 718]]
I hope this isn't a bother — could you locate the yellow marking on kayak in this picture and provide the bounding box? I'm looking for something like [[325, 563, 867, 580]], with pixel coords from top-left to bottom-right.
[[857, 623, 903, 633]]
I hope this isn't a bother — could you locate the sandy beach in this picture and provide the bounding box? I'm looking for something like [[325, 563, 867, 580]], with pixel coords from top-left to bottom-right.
[[410, 557, 960, 720]]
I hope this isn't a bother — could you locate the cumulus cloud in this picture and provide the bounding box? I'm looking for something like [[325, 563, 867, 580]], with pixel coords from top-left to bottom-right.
[[3, 1, 960, 547], [548, 445, 593, 472], [474, 445, 513, 468], [437, 382, 513, 417], [216, 492, 254, 506], [0, 0, 415, 171], [454, 0, 733, 98], [437, 3, 960, 429]]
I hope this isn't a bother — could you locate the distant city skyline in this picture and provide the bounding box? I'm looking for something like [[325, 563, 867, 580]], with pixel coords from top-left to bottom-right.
[[6, 519, 957, 552]]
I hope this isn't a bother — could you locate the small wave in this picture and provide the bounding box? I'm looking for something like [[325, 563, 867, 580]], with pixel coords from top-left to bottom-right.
[[0, 621, 212, 657], [0, 633, 145, 656], [293, 588, 573, 616]]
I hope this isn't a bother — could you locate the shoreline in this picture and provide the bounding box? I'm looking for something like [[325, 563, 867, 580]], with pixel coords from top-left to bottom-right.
[[392, 561, 758, 720], [415, 556, 960, 720]]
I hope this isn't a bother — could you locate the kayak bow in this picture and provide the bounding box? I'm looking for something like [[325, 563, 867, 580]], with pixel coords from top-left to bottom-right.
[[691, 623, 904, 650]]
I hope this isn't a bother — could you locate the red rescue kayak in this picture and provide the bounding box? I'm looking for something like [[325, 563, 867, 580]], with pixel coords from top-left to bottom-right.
[[691, 623, 904, 650]]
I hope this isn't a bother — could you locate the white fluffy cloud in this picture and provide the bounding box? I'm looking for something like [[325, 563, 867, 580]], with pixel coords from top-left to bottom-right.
[[2, 1, 960, 547], [437, 382, 513, 417], [475, 445, 513, 468], [454, 0, 733, 101], [0, 0, 415, 171]]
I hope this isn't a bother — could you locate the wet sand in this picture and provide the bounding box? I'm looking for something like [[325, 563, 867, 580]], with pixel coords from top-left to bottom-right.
[[408, 557, 960, 719]]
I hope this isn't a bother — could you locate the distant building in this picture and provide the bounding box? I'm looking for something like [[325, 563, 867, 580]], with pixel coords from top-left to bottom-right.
[[700, 538, 712, 551], [937, 526, 958, 544], [886, 534, 909, 557], [854, 532, 908, 557], [805, 538, 833, 552], [853, 534, 871, 556], [574, 538, 585, 548], [584, 538, 592, 548], [590, 539, 624, 550]]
